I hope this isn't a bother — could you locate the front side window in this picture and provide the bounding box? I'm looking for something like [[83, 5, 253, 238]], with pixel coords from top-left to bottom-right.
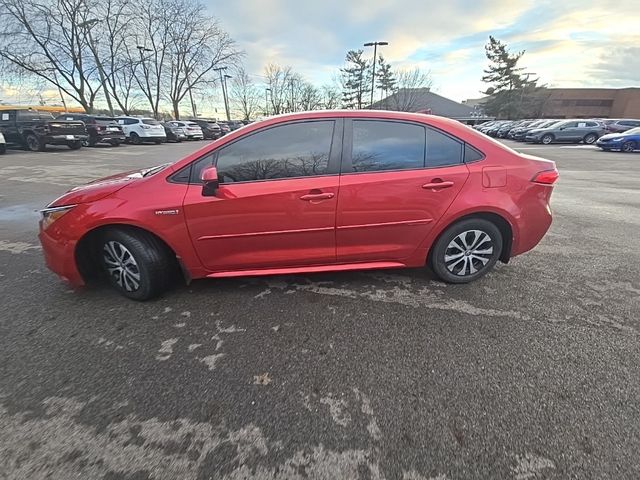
[[216, 121, 334, 183], [350, 120, 425, 172]]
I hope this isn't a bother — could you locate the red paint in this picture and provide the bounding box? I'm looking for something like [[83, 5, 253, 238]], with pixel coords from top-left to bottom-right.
[[39, 110, 557, 287]]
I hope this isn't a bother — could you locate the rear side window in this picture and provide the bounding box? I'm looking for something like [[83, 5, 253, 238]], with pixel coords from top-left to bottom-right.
[[426, 128, 463, 166], [17, 110, 42, 121], [216, 120, 334, 183], [350, 120, 425, 172], [620, 120, 640, 127], [464, 144, 484, 163]]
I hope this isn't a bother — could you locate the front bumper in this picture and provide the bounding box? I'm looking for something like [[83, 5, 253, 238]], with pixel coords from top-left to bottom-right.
[[39, 226, 84, 287]]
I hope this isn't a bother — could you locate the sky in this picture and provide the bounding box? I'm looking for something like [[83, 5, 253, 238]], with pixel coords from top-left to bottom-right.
[[207, 0, 640, 101], [1, 0, 639, 110]]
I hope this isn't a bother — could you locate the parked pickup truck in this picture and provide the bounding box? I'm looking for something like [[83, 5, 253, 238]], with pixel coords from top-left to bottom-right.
[[0, 109, 88, 151]]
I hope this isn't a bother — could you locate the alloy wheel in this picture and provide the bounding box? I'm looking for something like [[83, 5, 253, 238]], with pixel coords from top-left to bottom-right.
[[622, 141, 635, 153], [103, 241, 141, 292], [444, 230, 494, 276]]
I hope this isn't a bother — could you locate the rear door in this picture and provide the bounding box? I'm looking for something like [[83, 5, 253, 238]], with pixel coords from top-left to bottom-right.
[[336, 119, 469, 263], [182, 119, 342, 271]]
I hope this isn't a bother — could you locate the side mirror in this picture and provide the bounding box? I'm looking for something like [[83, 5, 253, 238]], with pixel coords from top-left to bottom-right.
[[201, 166, 219, 196]]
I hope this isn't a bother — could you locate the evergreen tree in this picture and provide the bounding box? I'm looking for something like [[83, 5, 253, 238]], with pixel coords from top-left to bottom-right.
[[481, 36, 526, 119], [376, 54, 396, 101], [341, 50, 370, 109]]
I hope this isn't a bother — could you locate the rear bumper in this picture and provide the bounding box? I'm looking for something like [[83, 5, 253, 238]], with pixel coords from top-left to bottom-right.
[[38, 227, 84, 287], [47, 134, 89, 144], [96, 133, 126, 142]]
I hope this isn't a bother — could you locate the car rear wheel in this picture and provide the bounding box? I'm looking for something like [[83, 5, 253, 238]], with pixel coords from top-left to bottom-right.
[[99, 229, 175, 301], [25, 134, 45, 152], [583, 133, 598, 145], [621, 141, 636, 153], [68, 141, 82, 150], [111, 140, 121, 147], [541, 134, 554, 145], [154, 139, 162, 144], [430, 218, 503, 284], [130, 132, 142, 145], [0, 144, 6, 154]]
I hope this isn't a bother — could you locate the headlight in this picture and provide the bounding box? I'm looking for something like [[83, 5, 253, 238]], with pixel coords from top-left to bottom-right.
[[40, 205, 76, 230]]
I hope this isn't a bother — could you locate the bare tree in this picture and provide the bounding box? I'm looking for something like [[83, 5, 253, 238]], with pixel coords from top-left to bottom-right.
[[0, 0, 101, 112], [298, 82, 322, 111], [321, 82, 341, 109], [383, 68, 433, 112], [265, 64, 293, 115], [229, 67, 262, 121], [163, 0, 241, 119]]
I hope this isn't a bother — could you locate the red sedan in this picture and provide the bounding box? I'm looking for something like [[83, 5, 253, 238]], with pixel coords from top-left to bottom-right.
[[39, 111, 558, 300]]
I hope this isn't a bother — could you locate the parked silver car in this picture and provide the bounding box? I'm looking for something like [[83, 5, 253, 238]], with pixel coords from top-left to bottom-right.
[[525, 119, 605, 144]]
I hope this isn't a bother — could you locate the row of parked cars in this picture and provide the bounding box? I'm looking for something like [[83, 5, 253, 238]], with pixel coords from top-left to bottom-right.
[[474, 118, 640, 152], [0, 109, 247, 154]]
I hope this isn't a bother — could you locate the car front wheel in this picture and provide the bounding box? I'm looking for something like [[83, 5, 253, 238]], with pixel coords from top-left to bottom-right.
[[99, 229, 175, 300], [621, 141, 636, 153], [430, 218, 503, 284]]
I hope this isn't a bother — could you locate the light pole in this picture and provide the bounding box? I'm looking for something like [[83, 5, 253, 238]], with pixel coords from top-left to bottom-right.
[[214, 67, 230, 121], [80, 18, 114, 115], [363, 41, 388, 108], [182, 55, 197, 118], [265, 87, 271, 116], [223, 74, 232, 121]]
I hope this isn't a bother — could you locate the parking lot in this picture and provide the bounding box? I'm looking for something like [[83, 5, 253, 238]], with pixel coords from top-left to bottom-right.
[[1, 139, 639, 479]]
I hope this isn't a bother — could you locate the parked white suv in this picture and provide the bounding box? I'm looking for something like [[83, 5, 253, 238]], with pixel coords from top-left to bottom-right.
[[116, 117, 166, 144], [0, 132, 6, 154], [166, 121, 204, 140]]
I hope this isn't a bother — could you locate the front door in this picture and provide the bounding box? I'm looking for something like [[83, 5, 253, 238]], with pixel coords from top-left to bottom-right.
[[336, 119, 469, 263], [183, 119, 342, 272]]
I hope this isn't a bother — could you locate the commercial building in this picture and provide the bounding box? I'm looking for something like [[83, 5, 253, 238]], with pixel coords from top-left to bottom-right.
[[464, 87, 640, 119]]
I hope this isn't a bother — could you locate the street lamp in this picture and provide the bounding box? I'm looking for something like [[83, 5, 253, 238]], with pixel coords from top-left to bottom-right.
[[214, 67, 231, 121], [223, 74, 232, 121], [363, 41, 388, 108], [265, 87, 271, 116], [80, 18, 114, 115]]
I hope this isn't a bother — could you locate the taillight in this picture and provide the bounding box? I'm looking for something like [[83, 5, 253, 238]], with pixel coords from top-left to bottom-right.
[[532, 169, 559, 185]]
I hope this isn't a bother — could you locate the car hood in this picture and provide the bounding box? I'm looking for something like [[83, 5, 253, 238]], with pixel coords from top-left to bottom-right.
[[47, 164, 169, 207], [598, 133, 627, 141]]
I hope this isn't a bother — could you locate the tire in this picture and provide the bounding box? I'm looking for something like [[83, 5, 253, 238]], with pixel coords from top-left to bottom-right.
[[99, 229, 175, 300], [68, 141, 82, 150], [111, 140, 121, 147], [0, 144, 6, 155], [541, 134, 554, 145], [154, 139, 162, 144], [621, 141, 636, 153], [25, 133, 45, 152], [583, 133, 598, 145], [130, 132, 142, 145], [87, 137, 97, 147], [429, 218, 503, 284]]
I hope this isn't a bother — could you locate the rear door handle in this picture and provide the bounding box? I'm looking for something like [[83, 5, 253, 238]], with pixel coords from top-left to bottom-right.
[[300, 192, 335, 201], [422, 181, 454, 190]]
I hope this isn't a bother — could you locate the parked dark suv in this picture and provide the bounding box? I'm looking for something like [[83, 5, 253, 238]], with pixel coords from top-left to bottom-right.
[[0, 109, 87, 151], [189, 119, 222, 139], [56, 113, 126, 147]]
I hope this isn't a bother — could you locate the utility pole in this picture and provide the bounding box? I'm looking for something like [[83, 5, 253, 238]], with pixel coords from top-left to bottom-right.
[[363, 41, 388, 108], [80, 19, 114, 115], [214, 67, 230, 121]]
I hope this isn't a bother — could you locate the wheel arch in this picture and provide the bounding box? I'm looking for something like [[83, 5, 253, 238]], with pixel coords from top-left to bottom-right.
[[427, 211, 514, 266], [74, 223, 188, 284]]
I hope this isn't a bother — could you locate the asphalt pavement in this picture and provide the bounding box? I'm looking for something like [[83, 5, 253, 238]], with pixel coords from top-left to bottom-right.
[[1, 138, 639, 480]]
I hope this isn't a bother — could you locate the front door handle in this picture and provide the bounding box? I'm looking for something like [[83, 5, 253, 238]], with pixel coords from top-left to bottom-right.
[[300, 192, 335, 201], [422, 180, 454, 190]]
